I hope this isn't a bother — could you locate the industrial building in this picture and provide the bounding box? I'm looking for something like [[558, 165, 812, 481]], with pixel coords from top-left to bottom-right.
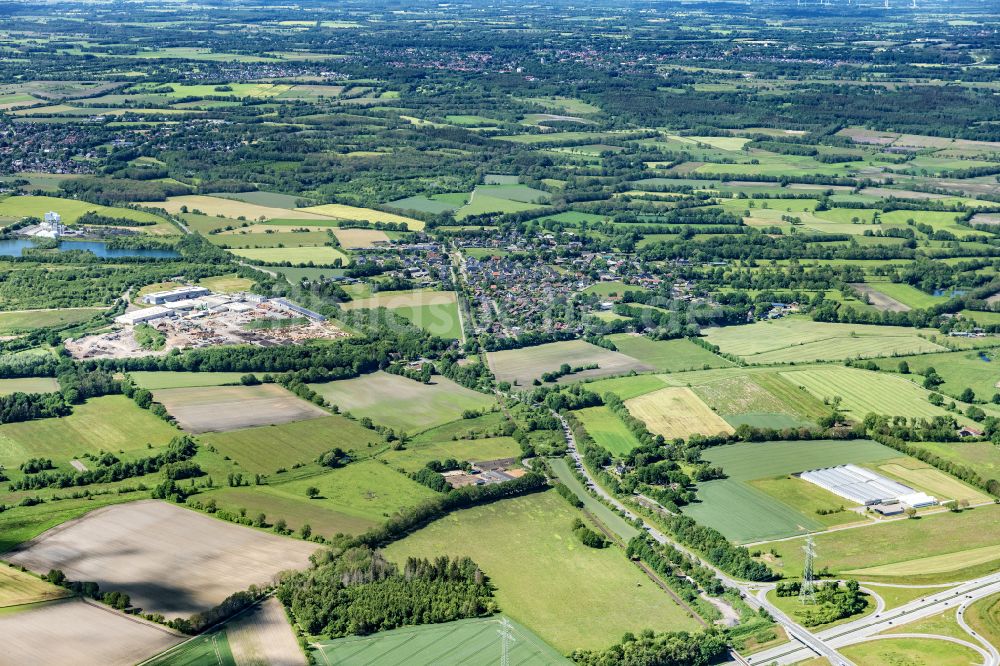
[[142, 286, 211, 305], [114, 306, 174, 326], [271, 297, 326, 321], [800, 464, 937, 509]]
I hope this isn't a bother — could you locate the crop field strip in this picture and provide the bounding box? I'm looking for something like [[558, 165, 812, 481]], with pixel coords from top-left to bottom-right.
[[625, 386, 735, 440]]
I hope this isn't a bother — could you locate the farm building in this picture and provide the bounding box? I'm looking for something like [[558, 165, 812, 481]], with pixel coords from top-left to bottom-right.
[[142, 285, 210, 305], [800, 464, 937, 508], [114, 306, 174, 326]]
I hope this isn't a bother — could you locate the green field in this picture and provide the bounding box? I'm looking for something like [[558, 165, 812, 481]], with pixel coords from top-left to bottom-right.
[[603, 335, 732, 372], [765, 504, 1000, 583], [908, 439, 1000, 478], [309, 372, 495, 434], [313, 616, 569, 665], [868, 348, 999, 401], [0, 395, 180, 473], [0, 377, 59, 395], [967, 592, 1000, 652], [392, 302, 464, 340], [549, 457, 640, 542], [455, 192, 547, 219], [703, 318, 947, 363], [0, 195, 169, 226], [143, 630, 234, 666], [781, 366, 959, 421], [574, 406, 642, 455], [580, 373, 673, 400], [385, 491, 700, 652], [865, 282, 948, 309], [838, 637, 980, 666], [683, 439, 897, 543], [199, 460, 435, 538], [199, 415, 383, 474], [690, 374, 814, 429], [0, 307, 106, 334]]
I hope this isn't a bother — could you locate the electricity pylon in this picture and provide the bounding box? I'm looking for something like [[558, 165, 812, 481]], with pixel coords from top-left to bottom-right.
[[498, 617, 516, 666], [800, 535, 817, 605]]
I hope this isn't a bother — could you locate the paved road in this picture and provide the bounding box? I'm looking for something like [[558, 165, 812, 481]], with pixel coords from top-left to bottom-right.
[[553, 412, 857, 666], [748, 571, 1000, 664]]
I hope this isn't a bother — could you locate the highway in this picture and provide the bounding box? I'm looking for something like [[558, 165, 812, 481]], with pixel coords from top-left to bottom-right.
[[749, 573, 1000, 665], [553, 412, 858, 666]]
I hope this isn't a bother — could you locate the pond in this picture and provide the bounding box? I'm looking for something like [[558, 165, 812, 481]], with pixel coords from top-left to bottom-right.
[[0, 239, 179, 259]]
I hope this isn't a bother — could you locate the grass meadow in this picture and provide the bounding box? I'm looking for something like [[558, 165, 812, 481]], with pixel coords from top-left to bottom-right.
[[869, 347, 999, 401], [0, 195, 168, 226], [604, 335, 733, 372], [703, 318, 946, 363], [0, 395, 179, 473], [780, 366, 960, 421], [839, 637, 980, 666], [967, 592, 1000, 652], [574, 406, 643, 455], [379, 436, 520, 473], [198, 460, 437, 539], [0, 307, 106, 334], [199, 415, 383, 474], [384, 490, 701, 652], [0, 377, 60, 395]]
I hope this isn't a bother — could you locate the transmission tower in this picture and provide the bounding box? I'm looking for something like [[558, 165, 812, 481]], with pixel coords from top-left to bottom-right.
[[498, 617, 516, 666], [799, 536, 817, 605]]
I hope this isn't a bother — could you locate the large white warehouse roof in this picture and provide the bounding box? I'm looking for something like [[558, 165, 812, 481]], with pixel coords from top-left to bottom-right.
[[800, 463, 935, 507]]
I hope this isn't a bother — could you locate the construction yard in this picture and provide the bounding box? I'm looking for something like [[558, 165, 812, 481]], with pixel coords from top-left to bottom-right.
[[66, 287, 345, 360]]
